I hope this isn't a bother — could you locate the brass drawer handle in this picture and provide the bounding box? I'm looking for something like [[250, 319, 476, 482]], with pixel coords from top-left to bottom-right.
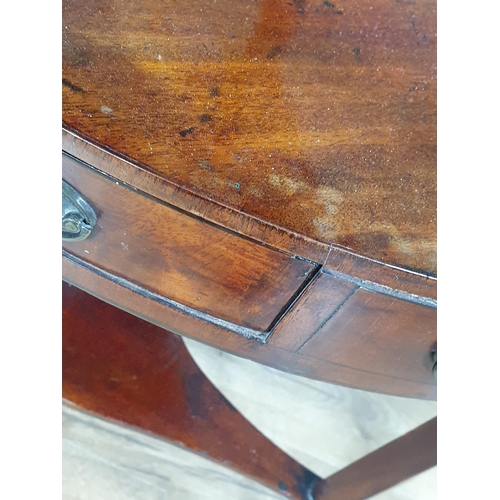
[[62, 180, 97, 241]]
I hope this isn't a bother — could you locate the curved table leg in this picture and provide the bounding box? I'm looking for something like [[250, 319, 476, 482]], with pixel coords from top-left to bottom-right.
[[63, 281, 436, 500], [62, 281, 319, 499], [312, 417, 437, 500]]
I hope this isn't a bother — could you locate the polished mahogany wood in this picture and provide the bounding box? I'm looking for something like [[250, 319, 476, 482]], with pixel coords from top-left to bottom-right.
[[62, 0, 436, 276], [62, 282, 319, 499], [62, 138, 436, 395], [300, 287, 437, 383], [269, 272, 357, 351], [62, 153, 315, 334], [313, 417, 437, 500], [62, 2, 437, 494], [63, 255, 437, 400], [63, 128, 437, 301], [62, 0, 437, 401]]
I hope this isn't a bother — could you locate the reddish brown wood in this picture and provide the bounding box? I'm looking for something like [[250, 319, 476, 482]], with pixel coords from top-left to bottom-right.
[[63, 153, 314, 333], [313, 417, 437, 500], [62, 3, 438, 493], [62, 282, 319, 499], [300, 288, 437, 383], [62, 0, 436, 276], [269, 272, 357, 351], [324, 251, 437, 301], [62, 128, 437, 301], [63, 255, 437, 400]]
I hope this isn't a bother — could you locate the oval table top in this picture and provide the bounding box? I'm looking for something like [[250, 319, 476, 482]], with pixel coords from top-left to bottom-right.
[[62, 0, 436, 278]]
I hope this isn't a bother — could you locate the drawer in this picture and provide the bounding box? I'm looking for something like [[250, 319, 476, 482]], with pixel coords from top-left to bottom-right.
[[62, 153, 316, 334], [269, 272, 437, 386], [299, 285, 436, 384]]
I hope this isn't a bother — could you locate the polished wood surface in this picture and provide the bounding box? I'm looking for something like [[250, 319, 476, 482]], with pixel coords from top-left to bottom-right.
[[63, 144, 436, 397], [62, 282, 319, 499], [63, 254, 437, 399], [62, 0, 437, 400], [269, 272, 357, 351], [62, 129, 437, 301], [299, 286, 437, 383], [63, 153, 315, 333], [62, 0, 436, 276], [313, 417, 437, 500], [62, 2, 437, 492]]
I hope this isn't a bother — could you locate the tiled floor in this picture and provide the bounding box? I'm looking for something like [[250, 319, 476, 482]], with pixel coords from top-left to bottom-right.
[[63, 337, 437, 500]]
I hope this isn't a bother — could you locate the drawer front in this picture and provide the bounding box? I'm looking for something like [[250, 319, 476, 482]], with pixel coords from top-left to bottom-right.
[[299, 286, 436, 383], [268, 271, 436, 386], [62, 153, 316, 333]]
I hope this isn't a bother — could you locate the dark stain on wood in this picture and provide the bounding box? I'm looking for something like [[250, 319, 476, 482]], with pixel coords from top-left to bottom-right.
[[62, 78, 84, 92], [198, 114, 212, 123], [209, 85, 220, 97], [179, 127, 195, 137], [267, 45, 284, 59]]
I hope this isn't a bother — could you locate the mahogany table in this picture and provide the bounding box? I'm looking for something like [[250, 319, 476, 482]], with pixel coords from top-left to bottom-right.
[[62, 1, 437, 498]]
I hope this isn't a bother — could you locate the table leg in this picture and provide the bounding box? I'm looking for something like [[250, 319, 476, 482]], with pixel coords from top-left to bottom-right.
[[62, 281, 319, 499], [312, 417, 437, 500]]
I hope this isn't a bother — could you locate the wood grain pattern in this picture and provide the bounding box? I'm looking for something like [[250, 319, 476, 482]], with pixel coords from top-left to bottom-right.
[[62, 153, 315, 333], [62, 128, 437, 301], [62, 282, 319, 499], [62, 0, 436, 276], [63, 254, 437, 399], [313, 417, 437, 500], [323, 252, 437, 301], [300, 289, 437, 383], [269, 272, 357, 351]]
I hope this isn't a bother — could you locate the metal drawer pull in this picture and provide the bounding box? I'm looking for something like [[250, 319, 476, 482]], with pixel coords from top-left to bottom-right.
[[62, 180, 97, 241]]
